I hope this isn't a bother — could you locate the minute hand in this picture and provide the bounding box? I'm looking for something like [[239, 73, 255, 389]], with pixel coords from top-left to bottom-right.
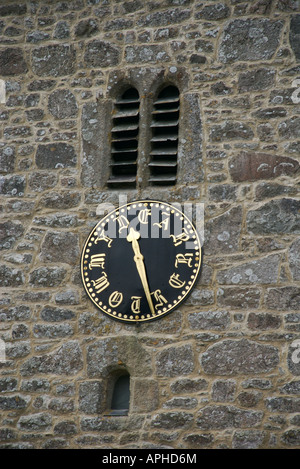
[[126, 227, 155, 316]]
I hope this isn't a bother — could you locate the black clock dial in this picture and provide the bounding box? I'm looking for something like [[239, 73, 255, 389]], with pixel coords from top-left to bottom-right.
[[81, 200, 202, 323]]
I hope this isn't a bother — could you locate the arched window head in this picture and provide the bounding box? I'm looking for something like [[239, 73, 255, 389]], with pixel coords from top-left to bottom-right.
[[149, 85, 179, 185], [108, 87, 140, 188]]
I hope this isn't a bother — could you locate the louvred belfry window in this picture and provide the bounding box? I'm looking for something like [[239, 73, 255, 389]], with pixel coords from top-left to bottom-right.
[[108, 87, 140, 188], [149, 85, 179, 185]]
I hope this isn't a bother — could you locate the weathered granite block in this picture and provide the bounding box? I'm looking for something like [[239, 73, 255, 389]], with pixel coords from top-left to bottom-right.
[[210, 121, 254, 141], [40, 306, 75, 322], [201, 339, 279, 375], [278, 116, 300, 139], [0, 175, 25, 197], [289, 238, 300, 281], [40, 231, 79, 265], [217, 254, 281, 285], [0, 395, 30, 410], [39, 191, 81, 209], [196, 405, 263, 430], [0, 220, 24, 250], [219, 19, 283, 63], [265, 287, 300, 311], [281, 429, 300, 447], [289, 15, 300, 61], [125, 45, 170, 64], [247, 199, 300, 234], [137, 8, 191, 27], [32, 45, 76, 76], [48, 90, 78, 119], [131, 379, 159, 412], [188, 311, 230, 330], [84, 40, 120, 67], [0, 146, 15, 173], [17, 413, 52, 432], [29, 266, 67, 287], [0, 265, 24, 287], [79, 381, 105, 414], [204, 206, 243, 255], [232, 430, 265, 449], [20, 341, 83, 377], [151, 412, 193, 429], [0, 48, 27, 76], [195, 3, 230, 20], [238, 68, 275, 92], [156, 344, 194, 377], [229, 151, 299, 182], [35, 143, 77, 169]]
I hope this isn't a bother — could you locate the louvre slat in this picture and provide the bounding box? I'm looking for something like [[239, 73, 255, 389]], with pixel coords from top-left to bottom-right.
[[113, 109, 139, 118], [152, 107, 179, 115], [151, 117, 179, 125], [154, 97, 179, 105], [148, 161, 177, 167], [151, 134, 178, 142], [110, 161, 137, 167], [112, 123, 139, 132], [111, 136, 138, 142], [112, 148, 136, 154], [114, 98, 139, 105], [107, 176, 136, 184], [150, 149, 177, 155], [148, 175, 177, 183]]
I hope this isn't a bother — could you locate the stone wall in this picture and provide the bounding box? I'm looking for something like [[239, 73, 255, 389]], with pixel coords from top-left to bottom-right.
[[0, 0, 300, 450]]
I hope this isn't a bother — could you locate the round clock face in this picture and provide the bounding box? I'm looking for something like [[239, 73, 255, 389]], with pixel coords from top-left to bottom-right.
[[81, 200, 202, 323]]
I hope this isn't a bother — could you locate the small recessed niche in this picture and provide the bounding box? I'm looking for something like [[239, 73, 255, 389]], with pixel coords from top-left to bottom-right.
[[106, 370, 130, 416]]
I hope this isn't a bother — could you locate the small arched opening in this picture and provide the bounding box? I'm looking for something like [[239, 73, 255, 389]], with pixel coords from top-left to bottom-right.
[[107, 370, 130, 416]]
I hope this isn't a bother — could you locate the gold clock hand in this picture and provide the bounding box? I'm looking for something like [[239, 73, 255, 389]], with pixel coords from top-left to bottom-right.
[[126, 227, 155, 316]]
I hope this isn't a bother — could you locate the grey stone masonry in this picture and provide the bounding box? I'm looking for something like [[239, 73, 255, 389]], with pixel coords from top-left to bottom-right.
[[0, 0, 300, 450]]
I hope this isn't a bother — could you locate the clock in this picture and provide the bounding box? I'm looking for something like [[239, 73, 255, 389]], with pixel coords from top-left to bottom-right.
[[81, 200, 202, 323]]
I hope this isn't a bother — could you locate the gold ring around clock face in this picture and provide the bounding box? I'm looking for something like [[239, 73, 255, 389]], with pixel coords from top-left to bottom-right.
[[81, 200, 202, 323]]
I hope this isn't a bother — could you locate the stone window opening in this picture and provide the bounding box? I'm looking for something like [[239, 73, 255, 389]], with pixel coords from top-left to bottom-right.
[[106, 370, 131, 416], [81, 67, 202, 191], [108, 87, 140, 189], [106, 82, 180, 190], [149, 84, 180, 185]]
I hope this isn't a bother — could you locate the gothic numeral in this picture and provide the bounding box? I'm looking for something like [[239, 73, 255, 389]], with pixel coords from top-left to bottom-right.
[[95, 229, 113, 247], [152, 289, 168, 310], [131, 296, 142, 314], [170, 228, 190, 246], [92, 272, 110, 293], [109, 291, 123, 308], [89, 253, 106, 270], [169, 273, 186, 289], [175, 253, 193, 268]]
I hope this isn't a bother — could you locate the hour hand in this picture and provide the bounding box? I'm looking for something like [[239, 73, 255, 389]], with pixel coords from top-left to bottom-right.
[[126, 228, 155, 316]]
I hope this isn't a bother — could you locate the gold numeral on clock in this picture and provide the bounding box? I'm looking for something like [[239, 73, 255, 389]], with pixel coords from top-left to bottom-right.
[[170, 228, 190, 246], [131, 296, 142, 314], [153, 212, 170, 231], [114, 215, 129, 233], [95, 229, 113, 247], [138, 208, 151, 224], [92, 272, 110, 293], [89, 253, 106, 270], [109, 291, 123, 308], [169, 273, 186, 289], [175, 253, 193, 268], [152, 289, 168, 310]]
